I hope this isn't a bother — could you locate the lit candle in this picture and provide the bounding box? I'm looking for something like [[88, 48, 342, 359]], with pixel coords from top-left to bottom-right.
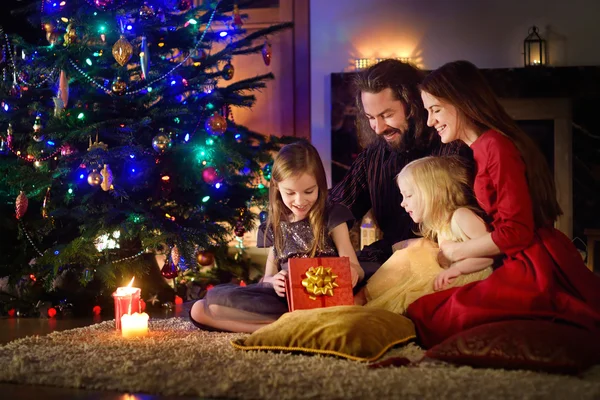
[[121, 312, 149, 338], [112, 277, 142, 330]]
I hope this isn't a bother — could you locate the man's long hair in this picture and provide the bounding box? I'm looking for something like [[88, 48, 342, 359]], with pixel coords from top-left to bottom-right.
[[420, 60, 561, 228], [354, 59, 436, 151]]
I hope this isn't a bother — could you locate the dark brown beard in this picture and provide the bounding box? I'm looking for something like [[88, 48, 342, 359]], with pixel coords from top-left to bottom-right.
[[376, 126, 413, 152]]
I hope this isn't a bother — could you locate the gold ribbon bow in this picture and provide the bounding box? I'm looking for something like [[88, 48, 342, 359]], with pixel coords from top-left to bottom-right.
[[301, 266, 339, 300]]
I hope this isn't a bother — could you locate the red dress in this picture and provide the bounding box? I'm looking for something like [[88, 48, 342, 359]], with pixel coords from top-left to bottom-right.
[[406, 130, 600, 348]]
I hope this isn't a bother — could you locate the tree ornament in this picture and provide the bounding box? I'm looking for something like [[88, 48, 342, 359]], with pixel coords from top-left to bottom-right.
[[42, 187, 51, 218], [140, 36, 150, 80], [100, 164, 113, 191], [47, 307, 57, 318], [83, 268, 95, 283], [196, 250, 214, 266], [161, 260, 179, 279], [92, 305, 102, 316], [60, 143, 75, 156], [112, 35, 134, 66], [139, 2, 156, 19], [9, 83, 22, 98], [259, 210, 268, 223], [87, 169, 103, 186], [262, 41, 272, 66], [32, 116, 44, 142], [0, 136, 8, 155], [47, 31, 61, 45], [58, 70, 69, 108], [53, 96, 65, 117], [205, 113, 227, 136], [18, 71, 29, 83], [171, 244, 180, 266], [232, 3, 243, 29], [92, 0, 115, 8], [63, 24, 77, 46], [262, 161, 273, 181], [88, 134, 108, 151], [43, 22, 55, 43], [152, 132, 172, 153], [202, 166, 222, 185], [222, 62, 235, 80], [177, 0, 192, 11], [234, 220, 246, 237], [15, 191, 28, 220], [111, 77, 127, 96]]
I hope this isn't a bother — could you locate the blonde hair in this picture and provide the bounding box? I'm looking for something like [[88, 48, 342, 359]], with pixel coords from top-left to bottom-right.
[[397, 156, 479, 242], [266, 141, 328, 258]]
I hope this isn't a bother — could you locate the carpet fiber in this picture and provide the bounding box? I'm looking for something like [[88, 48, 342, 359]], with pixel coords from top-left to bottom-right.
[[1, 317, 599, 399]]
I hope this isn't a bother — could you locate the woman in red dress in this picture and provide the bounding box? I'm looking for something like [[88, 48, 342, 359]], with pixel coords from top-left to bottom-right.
[[407, 60, 600, 348]]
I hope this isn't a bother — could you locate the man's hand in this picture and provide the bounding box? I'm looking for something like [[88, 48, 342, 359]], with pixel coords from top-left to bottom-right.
[[434, 268, 462, 291]]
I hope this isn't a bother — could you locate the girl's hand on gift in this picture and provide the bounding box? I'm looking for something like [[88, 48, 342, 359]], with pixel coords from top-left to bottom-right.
[[433, 268, 462, 291], [271, 270, 288, 297]]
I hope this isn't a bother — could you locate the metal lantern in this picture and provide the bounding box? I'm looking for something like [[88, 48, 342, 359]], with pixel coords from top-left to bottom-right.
[[523, 26, 547, 67]]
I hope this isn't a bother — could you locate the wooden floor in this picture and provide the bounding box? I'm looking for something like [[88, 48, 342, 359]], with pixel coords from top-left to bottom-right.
[[0, 304, 204, 400]]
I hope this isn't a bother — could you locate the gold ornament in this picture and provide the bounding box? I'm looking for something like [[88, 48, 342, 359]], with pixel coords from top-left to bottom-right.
[[112, 35, 134, 66], [204, 113, 227, 136], [64, 24, 77, 46], [87, 169, 103, 186], [196, 251, 214, 266], [301, 266, 339, 299], [222, 62, 235, 80], [111, 77, 127, 96], [152, 133, 172, 153], [100, 164, 113, 191], [88, 134, 108, 151]]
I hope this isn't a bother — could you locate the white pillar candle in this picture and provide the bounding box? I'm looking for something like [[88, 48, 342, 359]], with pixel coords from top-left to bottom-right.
[[121, 312, 149, 338]]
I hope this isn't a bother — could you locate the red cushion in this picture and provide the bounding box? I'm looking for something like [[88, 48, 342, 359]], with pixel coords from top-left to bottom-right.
[[424, 320, 600, 374]]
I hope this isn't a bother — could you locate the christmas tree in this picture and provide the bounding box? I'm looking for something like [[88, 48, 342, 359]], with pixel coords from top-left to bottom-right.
[[0, 0, 291, 316]]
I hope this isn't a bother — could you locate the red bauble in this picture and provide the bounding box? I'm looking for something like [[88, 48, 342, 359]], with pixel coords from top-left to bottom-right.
[[47, 307, 57, 318], [262, 42, 272, 66], [8, 309, 16, 317], [239, 280, 246, 287], [202, 167, 222, 185], [205, 113, 227, 136], [161, 261, 179, 279], [92, 305, 102, 316], [174, 295, 183, 305], [206, 284, 214, 291], [15, 191, 28, 220]]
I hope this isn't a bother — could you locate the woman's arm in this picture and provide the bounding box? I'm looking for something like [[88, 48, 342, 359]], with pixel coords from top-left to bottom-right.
[[441, 207, 500, 263], [330, 222, 364, 286]]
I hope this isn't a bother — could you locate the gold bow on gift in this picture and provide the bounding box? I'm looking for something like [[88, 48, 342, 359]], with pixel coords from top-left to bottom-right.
[[302, 266, 339, 300]]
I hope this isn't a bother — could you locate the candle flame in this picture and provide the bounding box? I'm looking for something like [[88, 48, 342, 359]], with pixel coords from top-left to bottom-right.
[[127, 277, 135, 287]]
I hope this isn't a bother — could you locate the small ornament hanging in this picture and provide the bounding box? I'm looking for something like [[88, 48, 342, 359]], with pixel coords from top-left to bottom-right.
[[83, 268, 95, 284], [259, 210, 268, 223], [152, 132, 172, 153], [202, 166, 222, 185], [139, 2, 156, 19], [42, 187, 51, 219], [63, 24, 77, 46], [234, 220, 246, 237], [161, 260, 179, 279], [92, 305, 102, 316], [100, 164, 113, 191], [58, 70, 69, 108], [196, 250, 214, 266], [10, 83, 22, 98], [205, 113, 227, 136], [60, 143, 75, 156], [92, 0, 116, 8], [262, 41, 272, 66], [232, 3, 243, 29], [262, 161, 273, 181], [0, 137, 8, 155], [222, 62, 235, 80], [171, 244, 180, 266], [177, 0, 192, 12], [140, 36, 150, 80], [87, 169, 103, 186], [88, 134, 108, 151], [111, 77, 127, 96], [112, 35, 134, 66], [32, 116, 44, 142], [15, 191, 28, 220]]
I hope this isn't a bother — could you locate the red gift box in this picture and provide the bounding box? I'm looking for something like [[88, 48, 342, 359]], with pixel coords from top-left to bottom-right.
[[286, 257, 354, 311]]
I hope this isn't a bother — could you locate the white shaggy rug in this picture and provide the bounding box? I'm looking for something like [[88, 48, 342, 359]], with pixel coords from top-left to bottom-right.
[[0, 317, 599, 399]]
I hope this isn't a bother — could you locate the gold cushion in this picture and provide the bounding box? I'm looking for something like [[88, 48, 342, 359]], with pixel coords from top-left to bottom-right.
[[231, 305, 416, 361]]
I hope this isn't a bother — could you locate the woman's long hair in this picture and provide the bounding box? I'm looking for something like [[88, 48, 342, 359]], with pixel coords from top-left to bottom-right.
[[354, 59, 436, 151], [397, 156, 481, 243], [420, 60, 561, 227], [266, 141, 329, 258]]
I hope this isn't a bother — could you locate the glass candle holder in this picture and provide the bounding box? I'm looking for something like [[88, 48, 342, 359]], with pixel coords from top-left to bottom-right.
[[112, 286, 141, 330]]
